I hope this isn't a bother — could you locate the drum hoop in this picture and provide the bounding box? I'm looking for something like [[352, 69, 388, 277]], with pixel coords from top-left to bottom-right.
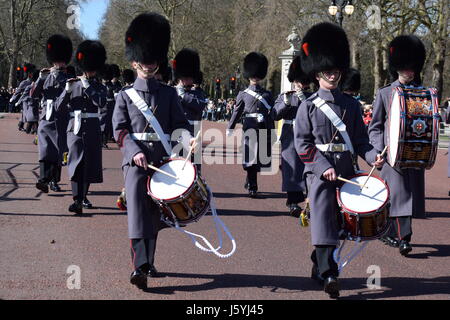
[[336, 173, 390, 215], [388, 87, 405, 167], [147, 157, 197, 201]]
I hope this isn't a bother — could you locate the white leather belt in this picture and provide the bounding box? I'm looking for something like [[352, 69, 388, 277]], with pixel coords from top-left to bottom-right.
[[316, 143, 349, 152], [70, 112, 99, 118], [284, 120, 294, 125], [245, 113, 263, 118], [132, 133, 170, 142], [188, 120, 196, 125]]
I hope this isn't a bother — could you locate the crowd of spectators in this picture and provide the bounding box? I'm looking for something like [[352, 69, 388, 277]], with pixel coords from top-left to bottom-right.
[[203, 98, 236, 122], [0, 87, 15, 113]]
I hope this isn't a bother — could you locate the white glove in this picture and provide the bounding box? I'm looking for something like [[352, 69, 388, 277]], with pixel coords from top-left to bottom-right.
[[80, 77, 89, 89], [226, 129, 234, 137], [39, 69, 50, 80], [283, 92, 292, 106], [176, 86, 186, 98], [15, 102, 20, 107], [65, 80, 76, 93]]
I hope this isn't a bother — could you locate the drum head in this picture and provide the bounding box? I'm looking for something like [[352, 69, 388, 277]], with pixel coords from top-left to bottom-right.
[[149, 159, 196, 201], [339, 175, 389, 214], [388, 90, 401, 167]]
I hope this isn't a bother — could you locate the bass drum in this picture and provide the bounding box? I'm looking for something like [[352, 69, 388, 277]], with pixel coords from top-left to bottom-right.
[[388, 86, 440, 169]]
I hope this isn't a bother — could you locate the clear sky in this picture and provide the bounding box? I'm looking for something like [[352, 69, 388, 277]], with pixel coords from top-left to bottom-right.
[[79, 0, 110, 40]]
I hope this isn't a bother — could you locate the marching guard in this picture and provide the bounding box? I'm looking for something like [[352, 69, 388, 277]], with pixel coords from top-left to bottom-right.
[[368, 35, 427, 255], [10, 63, 36, 132], [17, 70, 40, 135], [227, 52, 275, 198], [294, 22, 384, 298], [173, 48, 208, 166], [32, 34, 73, 193], [55, 40, 108, 214], [112, 12, 195, 290], [271, 55, 311, 217]]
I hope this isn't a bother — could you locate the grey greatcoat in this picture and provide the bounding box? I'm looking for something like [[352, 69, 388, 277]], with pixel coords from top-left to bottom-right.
[[272, 91, 311, 192], [112, 77, 191, 239], [55, 79, 106, 183], [228, 84, 275, 170], [18, 84, 39, 122], [32, 70, 69, 163], [445, 101, 450, 177], [177, 85, 208, 135], [368, 80, 425, 218], [10, 79, 31, 124], [294, 88, 378, 246]]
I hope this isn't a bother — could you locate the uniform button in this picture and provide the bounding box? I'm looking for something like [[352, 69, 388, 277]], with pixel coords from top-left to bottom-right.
[[334, 136, 339, 141], [336, 154, 341, 160], [149, 142, 153, 147]]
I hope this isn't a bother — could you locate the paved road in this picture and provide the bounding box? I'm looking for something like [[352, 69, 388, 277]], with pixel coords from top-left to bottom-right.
[[1, 113, 449, 301]]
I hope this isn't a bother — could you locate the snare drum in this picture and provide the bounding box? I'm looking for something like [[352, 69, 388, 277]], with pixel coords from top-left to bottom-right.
[[147, 159, 211, 226], [337, 174, 390, 240], [388, 86, 440, 169]]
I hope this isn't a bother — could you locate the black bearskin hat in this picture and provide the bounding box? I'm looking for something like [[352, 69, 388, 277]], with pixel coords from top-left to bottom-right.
[[388, 35, 425, 83], [100, 64, 113, 81], [66, 65, 77, 78], [46, 34, 73, 65], [173, 48, 200, 79], [300, 22, 350, 78], [194, 71, 203, 85], [23, 63, 36, 77], [75, 40, 106, 72], [122, 69, 136, 84], [109, 64, 121, 78], [340, 68, 361, 93], [287, 55, 310, 85], [243, 52, 268, 80], [157, 58, 172, 83], [31, 70, 40, 82], [125, 12, 170, 64]]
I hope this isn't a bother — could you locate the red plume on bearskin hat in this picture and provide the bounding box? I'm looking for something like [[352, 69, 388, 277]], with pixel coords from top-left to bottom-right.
[[46, 34, 73, 65], [75, 40, 106, 72], [300, 22, 350, 78], [243, 52, 268, 80], [125, 12, 170, 65], [388, 35, 425, 84]]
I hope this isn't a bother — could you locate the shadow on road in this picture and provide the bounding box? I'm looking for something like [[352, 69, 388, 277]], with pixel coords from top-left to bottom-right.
[[215, 208, 287, 217], [406, 244, 450, 259], [142, 272, 321, 295], [141, 272, 450, 299], [342, 276, 450, 300], [426, 211, 450, 218]]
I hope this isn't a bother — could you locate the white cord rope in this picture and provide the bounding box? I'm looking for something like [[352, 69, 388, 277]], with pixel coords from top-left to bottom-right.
[[164, 188, 237, 259], [333, 238, 369, 272]]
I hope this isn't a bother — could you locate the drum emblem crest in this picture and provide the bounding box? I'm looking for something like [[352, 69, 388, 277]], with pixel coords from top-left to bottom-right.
[[411, 118, 427, 136]]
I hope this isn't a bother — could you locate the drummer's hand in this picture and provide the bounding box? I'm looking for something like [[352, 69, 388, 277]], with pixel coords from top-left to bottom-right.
[[133, 152, 148, 169], [323, 168, 337, 181], [189, 138, 198, 152], [372, 154, 385, 168]]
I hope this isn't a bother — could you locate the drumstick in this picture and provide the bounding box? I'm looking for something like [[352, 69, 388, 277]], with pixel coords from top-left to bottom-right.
[[182, 130, 202, 170], [360, 146, 388, 190], [148, 164, 178, 179], [337, 176, 367, 189]]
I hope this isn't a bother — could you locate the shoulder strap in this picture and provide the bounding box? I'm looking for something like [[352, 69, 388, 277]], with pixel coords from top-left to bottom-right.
[[244, 88, 272, 111], [312, 96, 355, 155], [125, 88, 172, 156]]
